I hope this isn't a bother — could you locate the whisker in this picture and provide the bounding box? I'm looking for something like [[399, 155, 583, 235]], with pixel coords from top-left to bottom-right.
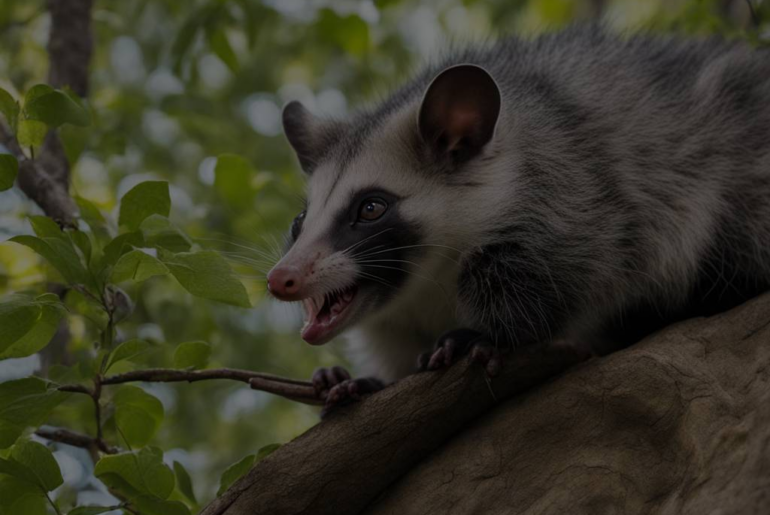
[[342, 228, 394, 256], [353, 244, 462, 265], [355, 271, 397, 290], [195, 236, 278, 261]]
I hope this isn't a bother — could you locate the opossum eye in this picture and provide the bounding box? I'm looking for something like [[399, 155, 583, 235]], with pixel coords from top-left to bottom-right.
[[291, 210, 306, 240], [358, 198, 388, 222]]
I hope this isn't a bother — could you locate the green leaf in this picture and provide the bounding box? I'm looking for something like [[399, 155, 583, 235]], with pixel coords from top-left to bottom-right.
[[207, 28, 239, 73], [173, 461, 197, 505], [60, 124, 89, 165], [23, 84, 54, 105], [161, 250, 251, 308], [0, 377, 70, 448], [68, 507, 118, 515], [0, 87, 20, 134], [140, 215, 192, 252], [10, 440, 63, 491], [64, 289, 108, 330], [24, 86, 90, 128], [171, 3, 221, 73], [111, 249, 169, 283], [217, 454, 254, 496], [101, 231, 146, 268], [0, 295, 40, 352], [29, 216, 65, 239], [94, 447, 175, 501], [112, 386, 164, 447], [255, 443, 281, 462], [133, 496, 190, 515], [75, 196, 105, 227], [10, 234, 90, 286], [0, 455, 38, 485], [214, 154, 254, 208], [70, 230, 93, 266], [0, 476, 47, 515], [0, 293, 67, 360], [173, 341, 211, 370], [17, 119, 47, 148], [318, 9, 370, 56], [104, 339, 150, 373], [118, 181, 171, 231], [0, 154, 18, 191]]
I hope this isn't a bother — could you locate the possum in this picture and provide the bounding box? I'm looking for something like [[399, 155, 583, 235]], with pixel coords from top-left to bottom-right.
[[266, 26, 770, 405]]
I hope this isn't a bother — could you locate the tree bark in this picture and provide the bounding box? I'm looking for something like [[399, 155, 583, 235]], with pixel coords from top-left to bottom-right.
[[200, 345, 587, 515], [2, 0, 94, 226], [204, 292, 770, 515]]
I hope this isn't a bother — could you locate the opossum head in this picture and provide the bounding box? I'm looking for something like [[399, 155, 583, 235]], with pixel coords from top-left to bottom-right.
[[268, 65, 501, 345]]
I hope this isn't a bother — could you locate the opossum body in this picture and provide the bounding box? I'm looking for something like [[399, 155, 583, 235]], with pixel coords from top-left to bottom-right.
[[268, 26, 770, 384]]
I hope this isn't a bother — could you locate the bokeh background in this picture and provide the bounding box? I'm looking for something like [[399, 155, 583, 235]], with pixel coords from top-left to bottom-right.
[[0, 0, 767, 509]]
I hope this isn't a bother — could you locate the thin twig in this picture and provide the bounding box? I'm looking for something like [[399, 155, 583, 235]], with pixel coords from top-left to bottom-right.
[[57, 383, 91, 394], [35, 427, 118, 454], [67, 367, 326, 405], [92, 375, 104, 442]]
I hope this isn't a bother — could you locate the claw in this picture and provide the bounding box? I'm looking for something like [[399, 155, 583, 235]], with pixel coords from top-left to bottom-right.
[[311, 366, 351, 397], [418, 328, 503, 376], [318, 376, 385, 419], [470, 340, 503, 377]]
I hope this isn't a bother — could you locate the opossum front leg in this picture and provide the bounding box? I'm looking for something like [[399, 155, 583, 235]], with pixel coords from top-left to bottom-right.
[[311, 366, 385, 418], [425, 242, 571, 374], [417, 328, 503, 376]]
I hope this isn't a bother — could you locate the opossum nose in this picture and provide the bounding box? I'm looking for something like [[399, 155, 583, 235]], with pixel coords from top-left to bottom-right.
[[267, 266, 302, 300]]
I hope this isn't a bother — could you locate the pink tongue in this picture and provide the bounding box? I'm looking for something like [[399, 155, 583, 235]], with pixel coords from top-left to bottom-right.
[[301, 320, 325, 344]]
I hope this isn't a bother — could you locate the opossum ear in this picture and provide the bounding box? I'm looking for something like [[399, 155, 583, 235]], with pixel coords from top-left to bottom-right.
[[418, 64, 501, 161], [282, 101, 335, 174]]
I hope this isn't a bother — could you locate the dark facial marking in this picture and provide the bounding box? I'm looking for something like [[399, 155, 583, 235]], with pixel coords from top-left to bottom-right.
[[290, 210, 306, 242], [325, 188, 422, 305]]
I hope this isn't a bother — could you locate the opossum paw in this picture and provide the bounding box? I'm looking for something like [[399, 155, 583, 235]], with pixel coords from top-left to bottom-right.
[[469, 338, 503, 377], [418, 328, 502, 376], [311, 366, 352, 397], [320, 377, 385, 419]]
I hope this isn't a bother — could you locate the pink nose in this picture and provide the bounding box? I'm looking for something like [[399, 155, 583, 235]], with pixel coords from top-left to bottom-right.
[[267, 266, 302, 300]]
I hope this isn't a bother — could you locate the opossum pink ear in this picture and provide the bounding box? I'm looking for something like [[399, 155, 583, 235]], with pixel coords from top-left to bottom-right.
[[418, 64, 501, 161], [283, 101, 336, 174]]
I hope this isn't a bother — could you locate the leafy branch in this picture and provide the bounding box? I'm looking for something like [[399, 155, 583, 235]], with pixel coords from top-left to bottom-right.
[[0, 3, 319, 514]]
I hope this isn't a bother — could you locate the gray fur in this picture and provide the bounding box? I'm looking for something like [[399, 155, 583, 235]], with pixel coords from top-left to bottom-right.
[[277, 26, 770, 382]]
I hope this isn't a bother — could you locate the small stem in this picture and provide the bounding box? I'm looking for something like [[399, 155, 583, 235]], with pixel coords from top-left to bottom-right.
[[92, 375, 103, 442], [45, 492, 62, 515], [36, 427, 119, 454], [57, 383, 91, 394], [59, 368, 323, 403]]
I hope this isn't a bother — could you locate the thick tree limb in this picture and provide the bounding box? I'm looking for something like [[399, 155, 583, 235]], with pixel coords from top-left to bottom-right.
[[57, 368, 324, 405], [2, 0, 94, 225], [1, 125, 77, 225], [200, 345, 587, 515], [47, 0, 94, 98]]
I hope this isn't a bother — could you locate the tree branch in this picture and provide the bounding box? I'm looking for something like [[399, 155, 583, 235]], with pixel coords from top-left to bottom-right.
[[3, 0, 94, 225], [47, 0, 94, 98], [1, 123, 79, 226], [200, 345, 588, 515], [35, 427, 118, 454], [57, 368, 324, 405]]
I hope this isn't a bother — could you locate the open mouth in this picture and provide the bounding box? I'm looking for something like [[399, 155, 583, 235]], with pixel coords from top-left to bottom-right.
[[301, 284, 358, 345]]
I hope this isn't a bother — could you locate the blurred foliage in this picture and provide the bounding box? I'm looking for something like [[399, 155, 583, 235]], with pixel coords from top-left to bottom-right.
[[0, 0, 768, 512]]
